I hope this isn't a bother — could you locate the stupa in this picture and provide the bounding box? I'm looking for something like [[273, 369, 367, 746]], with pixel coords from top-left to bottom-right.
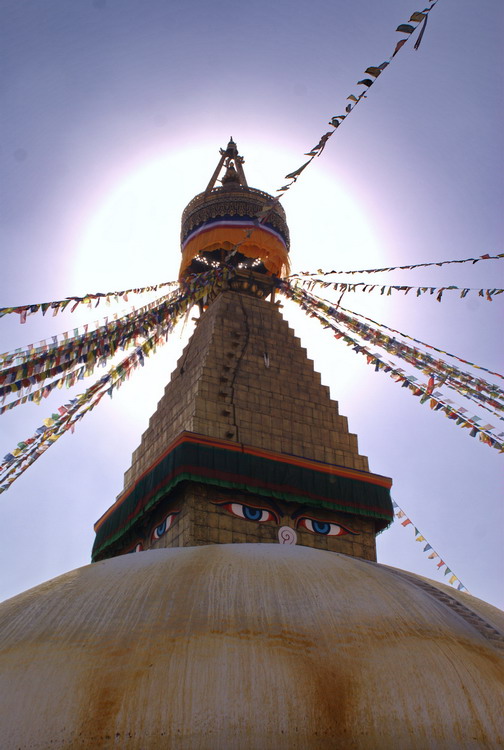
[[0, 141, 503, 749], [92, 138, 392, 564]]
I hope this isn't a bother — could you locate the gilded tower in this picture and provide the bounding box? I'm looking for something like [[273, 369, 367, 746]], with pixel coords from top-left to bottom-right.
[[92, 140, 393, 563]]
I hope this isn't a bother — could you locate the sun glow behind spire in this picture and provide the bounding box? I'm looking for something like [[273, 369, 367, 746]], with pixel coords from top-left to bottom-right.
[[74, 142, 384, 293]]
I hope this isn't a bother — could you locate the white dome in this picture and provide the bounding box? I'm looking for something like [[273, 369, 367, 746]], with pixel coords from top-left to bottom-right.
[[0, 544, 503, 749]]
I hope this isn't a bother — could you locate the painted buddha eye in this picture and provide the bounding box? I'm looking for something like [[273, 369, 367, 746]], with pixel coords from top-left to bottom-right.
[[223, 502, 276, 523], [151, 512, 179, 540], [127, 542, 143, 553], [298, 518, 356, 536]]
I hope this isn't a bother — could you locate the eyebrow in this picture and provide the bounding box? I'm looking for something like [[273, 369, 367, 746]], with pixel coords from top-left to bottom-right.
[[289, 507, 359, 534], [211, 498, 284, 519], [263, 498, 284, 517], [290, 505, 313, 520]]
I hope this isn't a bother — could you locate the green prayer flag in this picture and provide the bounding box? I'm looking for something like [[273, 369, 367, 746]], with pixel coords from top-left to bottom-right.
[[396, 24, 415, 34], [285, 160, 311, 180]]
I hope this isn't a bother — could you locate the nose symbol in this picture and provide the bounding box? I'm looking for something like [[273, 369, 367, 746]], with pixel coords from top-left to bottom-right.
[[278, 526, 297, 545]]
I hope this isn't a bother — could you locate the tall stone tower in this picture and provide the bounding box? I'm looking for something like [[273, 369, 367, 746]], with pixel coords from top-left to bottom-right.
[[2, 141, 503, 750], [92, 140, 393, 562]]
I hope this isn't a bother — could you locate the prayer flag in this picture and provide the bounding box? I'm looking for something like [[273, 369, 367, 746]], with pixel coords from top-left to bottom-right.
[[285, 160, 311, 180], [365, 66, 383, 78], [396, 24, 415, 34], [393, 39, 407, 56]]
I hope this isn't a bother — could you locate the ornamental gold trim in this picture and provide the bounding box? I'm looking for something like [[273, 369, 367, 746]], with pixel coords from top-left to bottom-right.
[[181, 186, 290, 248]]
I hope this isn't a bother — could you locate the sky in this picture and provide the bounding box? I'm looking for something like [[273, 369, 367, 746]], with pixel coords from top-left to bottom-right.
[[0, 0, 503, 608]]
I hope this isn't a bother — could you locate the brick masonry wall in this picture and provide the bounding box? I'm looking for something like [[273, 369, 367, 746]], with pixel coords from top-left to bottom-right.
[[104, 288, 387, 562], [118, 483, 377, 562], [122, 290, 370, 493]]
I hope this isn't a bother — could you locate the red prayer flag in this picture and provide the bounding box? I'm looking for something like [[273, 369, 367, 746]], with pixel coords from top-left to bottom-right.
[[393, 39, 407, 57]]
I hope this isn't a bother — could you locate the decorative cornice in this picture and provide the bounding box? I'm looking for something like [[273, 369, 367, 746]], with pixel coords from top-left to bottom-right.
[[92, 431, 393, 560], [181, 186, 290, 248]]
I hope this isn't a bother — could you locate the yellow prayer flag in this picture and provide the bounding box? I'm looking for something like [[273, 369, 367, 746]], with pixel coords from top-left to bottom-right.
[[415, 535, 426, 542], [449, 575, 457, 585], [43, 418, 55, 427]]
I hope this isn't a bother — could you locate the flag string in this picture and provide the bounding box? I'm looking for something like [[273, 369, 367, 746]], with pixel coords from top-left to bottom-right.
[[0, 269, 233, 491], [391, 500, 470, 592], [0, 280, 178, 322], [333, 302, 504, 381], [226, 1, 442, 253], [291, 252, 504, 278], [272, 1, 440, 198], [295, 277, 504, 302], [0, 290, 183, 409], [288, 283, 503, 405], [0, 288, 178, 370], [278, 279, 504, 451]]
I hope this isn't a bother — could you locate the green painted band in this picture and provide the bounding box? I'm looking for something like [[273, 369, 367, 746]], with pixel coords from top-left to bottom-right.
[[92, 440, 393, 560]]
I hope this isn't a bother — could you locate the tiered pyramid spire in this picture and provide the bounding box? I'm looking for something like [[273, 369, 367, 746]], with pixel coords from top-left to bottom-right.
[[92, 143, 393, 562]]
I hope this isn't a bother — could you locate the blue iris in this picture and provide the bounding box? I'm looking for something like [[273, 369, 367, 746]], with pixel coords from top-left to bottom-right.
[[312, 520, 331, 535], [243, 505, 262, 521], [155, 519, 167, 537]]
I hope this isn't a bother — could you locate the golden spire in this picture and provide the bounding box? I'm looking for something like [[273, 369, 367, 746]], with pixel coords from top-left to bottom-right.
[[205, 138, 248, 193]]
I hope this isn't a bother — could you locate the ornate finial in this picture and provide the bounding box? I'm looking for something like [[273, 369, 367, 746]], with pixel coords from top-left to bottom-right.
[[179, 140, 290, 285], [225, 138, 238, 157], [205, 139, 248, 193], [221, 160, 240, 186]]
